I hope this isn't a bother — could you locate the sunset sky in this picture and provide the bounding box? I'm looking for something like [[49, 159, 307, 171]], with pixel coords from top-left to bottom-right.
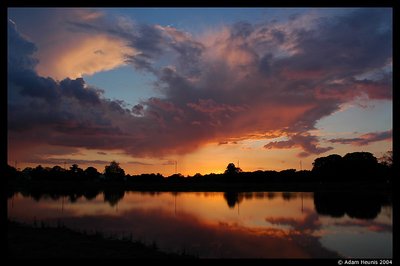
[[7, 8, 392, 176]]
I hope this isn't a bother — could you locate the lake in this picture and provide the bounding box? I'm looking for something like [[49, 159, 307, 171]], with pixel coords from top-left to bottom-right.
[[7, 190, 392, 258]]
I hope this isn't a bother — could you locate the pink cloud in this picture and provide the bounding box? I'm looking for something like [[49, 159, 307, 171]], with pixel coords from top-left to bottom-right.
[[329, 130, 392, 146], [264, 133, 333, 157], [8, 9, 392, 162]]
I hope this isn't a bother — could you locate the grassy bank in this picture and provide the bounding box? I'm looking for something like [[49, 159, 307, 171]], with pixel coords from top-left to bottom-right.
[[8, 220, 195, 259]]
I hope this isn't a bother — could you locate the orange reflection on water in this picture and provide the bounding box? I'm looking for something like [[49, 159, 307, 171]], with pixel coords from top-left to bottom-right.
[[8, 191, 391, 258]]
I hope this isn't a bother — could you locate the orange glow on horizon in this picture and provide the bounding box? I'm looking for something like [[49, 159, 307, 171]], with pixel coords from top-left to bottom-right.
[[8, 132, 392, 176]]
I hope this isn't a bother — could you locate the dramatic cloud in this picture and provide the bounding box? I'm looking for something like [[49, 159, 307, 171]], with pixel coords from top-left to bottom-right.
[[328, 130, 392, 146], [8, 8, 392, 161], [8, 9, 136, 79], [47, 35, 136, 79], [264, 133, 334, 158]]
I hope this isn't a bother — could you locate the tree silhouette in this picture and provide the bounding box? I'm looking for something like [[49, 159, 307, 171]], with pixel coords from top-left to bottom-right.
[[50, 165, 66, 180], [69, 164, 84, 180], [8, 150, 392, 188], [343, 152, 377, 165], [312, 154, 343, 177], [104, 161, 125, 181], [342, 152, 379, 179], [312, 152, 381, 181], [70, 164, 80, 173], [84, 166, 100, 180], [7, 164, 20, 182], [167, 173, 184, 182], [379, 151, 393, 168], [224, 163, 242, 175], [31, 165, 46, 180], [51, 165, 64, 172]]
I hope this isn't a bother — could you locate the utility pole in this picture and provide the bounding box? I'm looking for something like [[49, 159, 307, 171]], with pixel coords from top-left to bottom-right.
[[175, 160, 177, 174]]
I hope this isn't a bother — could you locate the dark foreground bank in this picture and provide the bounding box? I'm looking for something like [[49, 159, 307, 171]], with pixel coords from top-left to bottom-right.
[[8, 220, 195, 259]]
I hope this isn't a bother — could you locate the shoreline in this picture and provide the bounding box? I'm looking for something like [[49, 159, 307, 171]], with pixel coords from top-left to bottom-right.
[[9, 179, 392, 193]]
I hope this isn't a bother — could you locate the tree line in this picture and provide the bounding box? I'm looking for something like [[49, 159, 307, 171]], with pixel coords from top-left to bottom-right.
[[7, 151, 393, 184]]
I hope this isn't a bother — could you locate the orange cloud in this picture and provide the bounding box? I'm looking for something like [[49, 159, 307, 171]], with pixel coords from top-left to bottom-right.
[[9, 8, 136, 80], [8, 9, 392, 167], [36, 34, 135, 80]]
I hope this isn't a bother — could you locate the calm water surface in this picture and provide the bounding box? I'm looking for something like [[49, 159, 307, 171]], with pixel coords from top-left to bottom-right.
[[8, 191, 392, 258]]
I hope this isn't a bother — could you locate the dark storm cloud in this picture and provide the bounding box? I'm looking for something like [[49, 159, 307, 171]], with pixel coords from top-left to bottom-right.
[[275, 9, 392, 78], [7, 20, 38, 71], [59, 78, 101, 105], [131, 24, 165, 56], [8, 19, 134, 150], [126, 53, 157, 73], [328, 130, 392, 146], [8, 8, 392, 159]]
